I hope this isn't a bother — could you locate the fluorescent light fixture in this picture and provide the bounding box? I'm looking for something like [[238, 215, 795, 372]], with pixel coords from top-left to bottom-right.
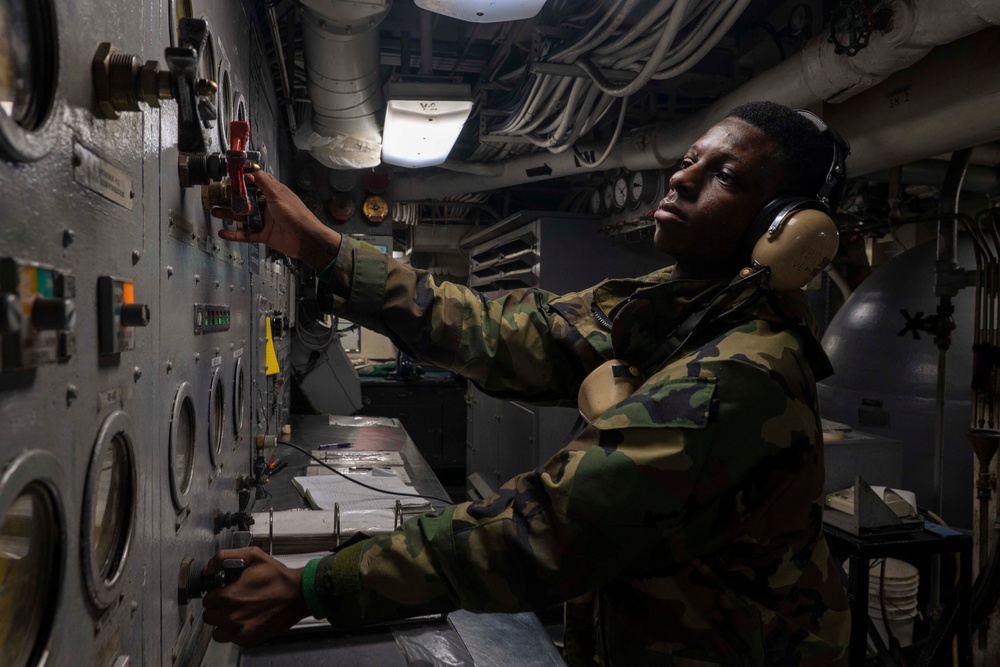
[[415, 0, 546, 23], [381, 82, 473, 169]]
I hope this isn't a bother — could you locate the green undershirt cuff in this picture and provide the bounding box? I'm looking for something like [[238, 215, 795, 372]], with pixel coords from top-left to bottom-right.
[[301, 557, 326, 619]]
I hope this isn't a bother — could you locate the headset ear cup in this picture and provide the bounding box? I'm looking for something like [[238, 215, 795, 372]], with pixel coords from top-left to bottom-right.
[[738, 195, 808, 267], [750, 207, 840, 291]]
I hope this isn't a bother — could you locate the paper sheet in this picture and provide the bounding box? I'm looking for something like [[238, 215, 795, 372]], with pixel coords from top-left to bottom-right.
[[292, 470, 430, 511]]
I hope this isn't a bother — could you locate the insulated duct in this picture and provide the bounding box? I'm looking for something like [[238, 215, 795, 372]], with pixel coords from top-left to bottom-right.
[[297, 0, 391, 169], [392, 0, 1000, 200]]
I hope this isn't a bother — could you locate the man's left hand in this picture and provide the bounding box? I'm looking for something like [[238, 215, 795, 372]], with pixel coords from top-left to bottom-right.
[[201, 547, 311, 647]]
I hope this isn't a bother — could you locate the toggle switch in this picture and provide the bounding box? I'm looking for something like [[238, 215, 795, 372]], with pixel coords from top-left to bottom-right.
[[92, 18, 217, 154], [98, 277, 150, 356]]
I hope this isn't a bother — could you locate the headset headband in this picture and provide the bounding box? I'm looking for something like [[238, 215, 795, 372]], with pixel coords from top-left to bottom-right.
[[795, 109, 850, 208]]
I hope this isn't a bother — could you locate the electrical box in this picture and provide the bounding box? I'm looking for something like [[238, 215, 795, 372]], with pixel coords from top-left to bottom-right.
[[0, 257, 76, 371], [98, 275, 150, 356]]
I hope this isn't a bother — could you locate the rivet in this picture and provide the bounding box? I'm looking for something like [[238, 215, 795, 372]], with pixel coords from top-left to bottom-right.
[[166, 361, 173, 373], [194, 353, 201, 362], [166, 266, 174, 278], [62, 229, 76, 247], [132, 249, 141, 265], [133, 366, 142, 381], [66, 384, 79, 405], [194, 274, 201, 283]]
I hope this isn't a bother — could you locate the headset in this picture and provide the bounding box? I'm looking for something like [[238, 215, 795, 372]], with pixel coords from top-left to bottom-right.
[[738, 109, 851, 291]]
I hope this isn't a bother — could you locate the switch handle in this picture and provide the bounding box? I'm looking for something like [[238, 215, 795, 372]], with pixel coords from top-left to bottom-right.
[[227, 120, 252, 215], [165, 18, 210, 154]]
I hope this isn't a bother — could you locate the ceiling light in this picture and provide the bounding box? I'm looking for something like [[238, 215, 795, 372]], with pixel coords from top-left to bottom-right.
[[381, 82, 473, 169], [414, 0, 547, 24]]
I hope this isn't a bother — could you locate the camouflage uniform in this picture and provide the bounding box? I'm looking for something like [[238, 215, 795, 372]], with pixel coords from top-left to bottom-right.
[[300, 235, 851, 666]]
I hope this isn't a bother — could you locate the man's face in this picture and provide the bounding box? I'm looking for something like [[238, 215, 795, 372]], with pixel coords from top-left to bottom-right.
[[653, 117, 782, 266]]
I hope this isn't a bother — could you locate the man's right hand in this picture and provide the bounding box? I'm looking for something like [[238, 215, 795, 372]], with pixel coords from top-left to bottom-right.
[[214, 170, 342, 271]]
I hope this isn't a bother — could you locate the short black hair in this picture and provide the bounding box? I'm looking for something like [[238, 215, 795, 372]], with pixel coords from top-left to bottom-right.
[[727, 101, 844, 209]]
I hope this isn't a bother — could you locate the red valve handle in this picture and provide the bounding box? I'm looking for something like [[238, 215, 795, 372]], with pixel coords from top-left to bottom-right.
[[227, 120, 251, 215]]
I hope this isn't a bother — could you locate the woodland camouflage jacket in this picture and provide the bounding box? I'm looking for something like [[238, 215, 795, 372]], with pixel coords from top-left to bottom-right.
[[302, 235, 851, 666]]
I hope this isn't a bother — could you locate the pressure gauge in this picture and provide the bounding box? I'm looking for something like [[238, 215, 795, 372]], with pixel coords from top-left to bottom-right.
[[603, 183, 615, 212], [329, 170, 358, 193], [629, 170, 659, 208], [588, 188, 604, 215], [330, 195, 355, 222], [612, 175, 628, 210], [362, 195, 389, 223]]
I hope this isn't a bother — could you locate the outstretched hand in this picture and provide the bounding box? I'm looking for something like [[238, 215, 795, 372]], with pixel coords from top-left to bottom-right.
[[213, 171, 342, 271], [201, 547, 311, 647]]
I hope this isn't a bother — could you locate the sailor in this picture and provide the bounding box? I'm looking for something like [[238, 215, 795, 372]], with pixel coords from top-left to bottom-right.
[[203, 100, 851, 666]]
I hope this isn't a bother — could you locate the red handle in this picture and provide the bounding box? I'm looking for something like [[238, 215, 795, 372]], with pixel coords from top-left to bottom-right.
[[227, 120, 251, 215]]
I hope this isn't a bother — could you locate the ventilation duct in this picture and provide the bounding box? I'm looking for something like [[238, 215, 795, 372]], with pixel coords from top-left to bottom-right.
[[297, 0, 391, 169]]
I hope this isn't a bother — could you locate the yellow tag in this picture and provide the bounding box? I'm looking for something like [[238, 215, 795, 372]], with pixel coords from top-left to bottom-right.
[[265, 317, 280, 376]]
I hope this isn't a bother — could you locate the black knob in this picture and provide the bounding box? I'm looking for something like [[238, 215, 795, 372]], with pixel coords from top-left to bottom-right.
[[32, 297, 75, 331], [0, 293, 22, 334], [120, 303, 150, 327]]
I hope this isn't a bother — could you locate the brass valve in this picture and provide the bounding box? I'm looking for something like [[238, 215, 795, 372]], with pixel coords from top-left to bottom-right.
[[92, 43, 216, 120], [92, 18, 217, 154]]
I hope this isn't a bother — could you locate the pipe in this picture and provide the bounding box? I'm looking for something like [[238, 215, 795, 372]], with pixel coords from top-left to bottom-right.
[[393, 15, 1000, 200], [297, 0, 391, 168], [420, 10, 433, 76], [265, 3, 297, 133], [823, 265, 853, 302], [937, 148, 974, 293], [861, 160, 1000, 194]]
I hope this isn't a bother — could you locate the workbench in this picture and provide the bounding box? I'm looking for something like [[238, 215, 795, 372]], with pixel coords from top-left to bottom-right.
[[225, 414, 565, 666]]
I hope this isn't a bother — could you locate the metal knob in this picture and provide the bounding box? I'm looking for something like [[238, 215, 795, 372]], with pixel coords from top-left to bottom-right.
[[31, 297, 75, 331], [120, 303, 150, 327]]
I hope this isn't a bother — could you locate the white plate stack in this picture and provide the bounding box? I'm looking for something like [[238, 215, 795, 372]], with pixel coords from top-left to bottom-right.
[[845, 558, 920, 647]]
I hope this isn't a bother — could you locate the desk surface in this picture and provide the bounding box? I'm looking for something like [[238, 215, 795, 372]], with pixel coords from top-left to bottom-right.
[[237, 414, 564, 667]]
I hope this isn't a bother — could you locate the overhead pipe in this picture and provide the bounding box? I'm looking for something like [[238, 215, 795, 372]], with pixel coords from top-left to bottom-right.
[[265, 2, 297, 133], [296, 0, 391, 168], [392, 0, 1000, 201]]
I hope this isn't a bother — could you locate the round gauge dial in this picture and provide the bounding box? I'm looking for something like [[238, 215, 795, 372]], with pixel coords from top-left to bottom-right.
[[629, 170, 660, 208], [588, 188, 603, 215], [0, 0, 59, 161], [362, 195, 389, 223], [329, 170, 358, 193], [612, 175, 628, 210], [330, 195, 356, 222], [603, 183, 615, 212]]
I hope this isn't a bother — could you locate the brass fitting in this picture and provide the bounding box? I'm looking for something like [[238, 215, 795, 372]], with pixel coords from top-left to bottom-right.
[[197, 79, 218, 97], [139, 61, 173, 108], [94, 43, 172, 119], [201, 181, 231, 211]]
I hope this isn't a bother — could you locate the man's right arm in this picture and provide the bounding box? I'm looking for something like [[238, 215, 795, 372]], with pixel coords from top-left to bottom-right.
[[321, 234, 602, 401], [216, 172, 606, 400]]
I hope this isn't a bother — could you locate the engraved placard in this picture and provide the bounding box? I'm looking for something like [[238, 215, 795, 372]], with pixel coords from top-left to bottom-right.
[[73, 143, 135, 210]]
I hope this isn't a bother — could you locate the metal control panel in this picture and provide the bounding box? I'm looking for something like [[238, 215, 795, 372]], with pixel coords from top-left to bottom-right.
[[0, 3, 291, 667]]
